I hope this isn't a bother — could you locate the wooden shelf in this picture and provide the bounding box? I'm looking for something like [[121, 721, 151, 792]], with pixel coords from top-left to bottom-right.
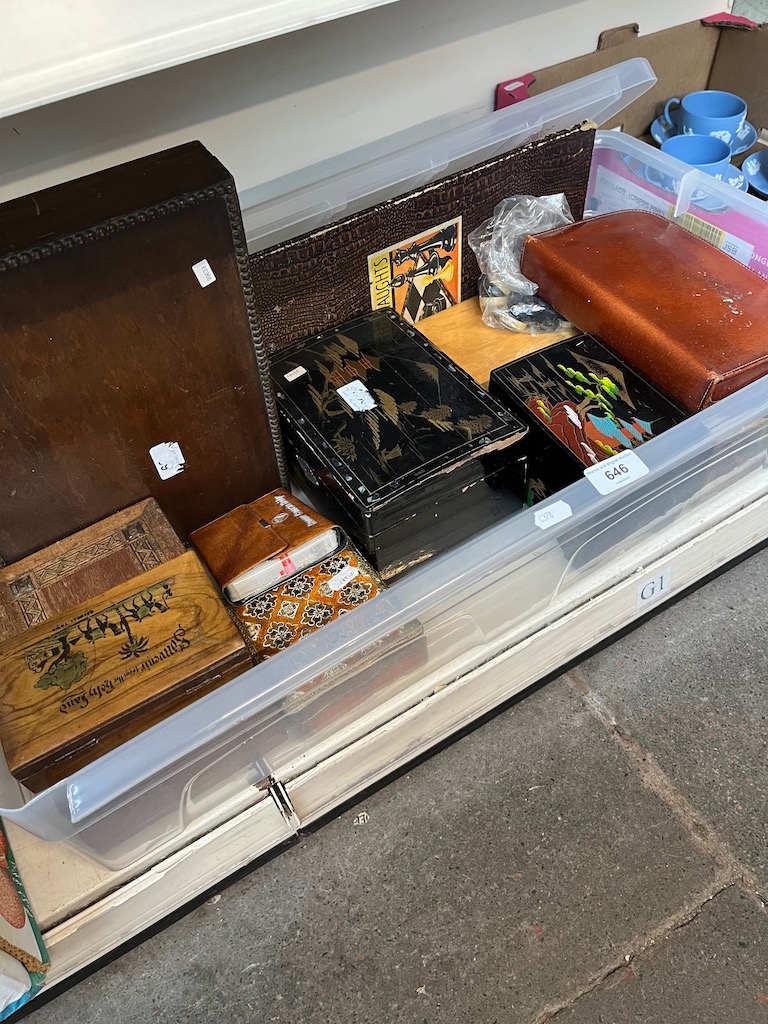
[[418, 299, 575, 386]]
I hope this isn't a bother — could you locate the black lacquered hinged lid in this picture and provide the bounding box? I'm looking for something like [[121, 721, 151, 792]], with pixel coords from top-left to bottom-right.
[[271, 309, 527, 507], [490, 333, 686, 468]]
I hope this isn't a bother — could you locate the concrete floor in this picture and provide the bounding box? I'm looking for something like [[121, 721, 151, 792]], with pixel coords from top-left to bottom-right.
[[24, 546, 768, 1023]]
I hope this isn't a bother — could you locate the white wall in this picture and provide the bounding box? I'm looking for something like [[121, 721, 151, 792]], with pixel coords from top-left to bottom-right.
[[0, 0, 723, 204]]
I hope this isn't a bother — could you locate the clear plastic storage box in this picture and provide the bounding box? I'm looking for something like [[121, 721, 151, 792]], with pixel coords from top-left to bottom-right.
[[5, 59, 768, 871], [586, 129, 768, 276]]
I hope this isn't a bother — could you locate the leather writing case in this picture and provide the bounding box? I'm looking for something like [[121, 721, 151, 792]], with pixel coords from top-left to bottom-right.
[[520, 210, 768, 414], [190, 489, 344, 603]]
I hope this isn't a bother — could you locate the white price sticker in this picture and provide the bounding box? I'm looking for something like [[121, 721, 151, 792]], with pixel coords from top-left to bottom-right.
[[192, 259, 216, 288], [584, 450, 649, 495], [637, 568, 672, 610], [284, 366, 307, 382], [337, 379, 377, 412], [534, 500, 572, 530], [149, 441, 186, 480], [721, 232, 753, 267], [328, 565, 359, 592]]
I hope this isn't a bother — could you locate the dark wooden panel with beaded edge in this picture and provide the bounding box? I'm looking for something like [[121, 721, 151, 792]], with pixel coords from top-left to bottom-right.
[[0, 141, 286, 563]]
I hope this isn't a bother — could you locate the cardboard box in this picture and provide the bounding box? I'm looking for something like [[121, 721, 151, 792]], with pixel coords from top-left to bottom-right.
[[522, 19, 768, 146]]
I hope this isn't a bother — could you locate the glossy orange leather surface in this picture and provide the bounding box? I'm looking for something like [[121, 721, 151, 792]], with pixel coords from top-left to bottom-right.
[[521, 210, 768, 413]]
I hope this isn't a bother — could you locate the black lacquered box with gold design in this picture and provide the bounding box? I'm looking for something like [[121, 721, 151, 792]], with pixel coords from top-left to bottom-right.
[[271, 309, 527, 579]]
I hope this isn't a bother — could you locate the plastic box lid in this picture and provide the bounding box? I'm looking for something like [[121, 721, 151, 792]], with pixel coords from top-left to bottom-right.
[[585, 129, 768, 279], [8, 370, 768, 870], [240, 58, 657, 250]]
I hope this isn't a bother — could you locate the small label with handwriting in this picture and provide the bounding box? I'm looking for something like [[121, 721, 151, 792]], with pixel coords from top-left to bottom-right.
[[328, 565, 359, 592], [192, 259, 216, 288], [337, 380, 377, 412], [534, 500, 572, 530], [149, 441, 186, 480]]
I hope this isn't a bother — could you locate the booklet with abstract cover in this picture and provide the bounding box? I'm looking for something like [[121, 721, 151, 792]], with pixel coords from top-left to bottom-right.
[[0, 820, 49, 1019]]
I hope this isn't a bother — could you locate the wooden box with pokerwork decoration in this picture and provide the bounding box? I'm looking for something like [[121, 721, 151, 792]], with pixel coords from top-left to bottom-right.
[[0, 499, 184, 643], [0, 551, 251, 793], [270, 309, 528, 579]]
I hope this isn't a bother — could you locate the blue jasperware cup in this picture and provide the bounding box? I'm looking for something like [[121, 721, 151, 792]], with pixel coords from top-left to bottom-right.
[[660, 134, 732, 181], [663, 90, 747, 150]]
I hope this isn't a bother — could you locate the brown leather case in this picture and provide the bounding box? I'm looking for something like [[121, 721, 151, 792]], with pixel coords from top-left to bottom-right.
[[251, 123, 596, 355], [190, 489, 344, 595], [520, 210, 768, 414]]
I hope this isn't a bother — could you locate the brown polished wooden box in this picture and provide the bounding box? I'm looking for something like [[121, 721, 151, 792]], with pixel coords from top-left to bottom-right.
[[0, 141, 286, 565], [0, 551, 250, 792]]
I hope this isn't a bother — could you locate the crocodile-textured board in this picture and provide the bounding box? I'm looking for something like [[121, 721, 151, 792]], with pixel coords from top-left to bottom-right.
[[251, 123, 596, 355]]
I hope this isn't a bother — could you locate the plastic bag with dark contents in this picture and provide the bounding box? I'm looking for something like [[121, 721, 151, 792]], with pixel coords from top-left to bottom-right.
[[468, 194, 574, 334]]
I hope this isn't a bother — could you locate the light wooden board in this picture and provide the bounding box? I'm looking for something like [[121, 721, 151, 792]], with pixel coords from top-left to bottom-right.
[[417, 299, 574, 386]]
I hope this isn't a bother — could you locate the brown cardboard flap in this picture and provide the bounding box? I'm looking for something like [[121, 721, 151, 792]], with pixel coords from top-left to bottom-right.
[[597, 24, 639, 50], [708, 25, 768, 133], [527, 21, 720, 138]]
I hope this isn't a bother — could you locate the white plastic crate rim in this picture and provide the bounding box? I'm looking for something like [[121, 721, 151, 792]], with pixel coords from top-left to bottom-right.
[[586, 129, 768, 278], [9, 57, 768, 873], [240, 59, 656, 249], [0, 372, 767, 865]]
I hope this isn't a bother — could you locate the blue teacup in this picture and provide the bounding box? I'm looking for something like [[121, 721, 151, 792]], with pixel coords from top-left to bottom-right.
[[660, 134, 732, 181], [664, 90, 747, 150]]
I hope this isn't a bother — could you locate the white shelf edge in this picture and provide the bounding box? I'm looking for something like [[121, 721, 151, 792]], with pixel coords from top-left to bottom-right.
[[1, 0, 402, 120], [42, 793, 296, 987]]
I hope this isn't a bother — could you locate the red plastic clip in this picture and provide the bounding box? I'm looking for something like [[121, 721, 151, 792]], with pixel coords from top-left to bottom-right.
[[495, 73, 536, 110]]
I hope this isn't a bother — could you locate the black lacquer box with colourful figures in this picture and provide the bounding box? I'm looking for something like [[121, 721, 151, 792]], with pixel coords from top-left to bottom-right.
[[271, 309, 528, 579], [489, 333, 686, 503]]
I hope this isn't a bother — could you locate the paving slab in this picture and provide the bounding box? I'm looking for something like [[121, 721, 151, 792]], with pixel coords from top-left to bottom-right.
[[577, 547, 768, 890], [557, 884, 768, 1024], [28, 678, 717, 1024]]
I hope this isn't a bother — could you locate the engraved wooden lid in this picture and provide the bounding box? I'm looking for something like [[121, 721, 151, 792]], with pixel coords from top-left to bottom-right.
[[0, 550, 248, 784]]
